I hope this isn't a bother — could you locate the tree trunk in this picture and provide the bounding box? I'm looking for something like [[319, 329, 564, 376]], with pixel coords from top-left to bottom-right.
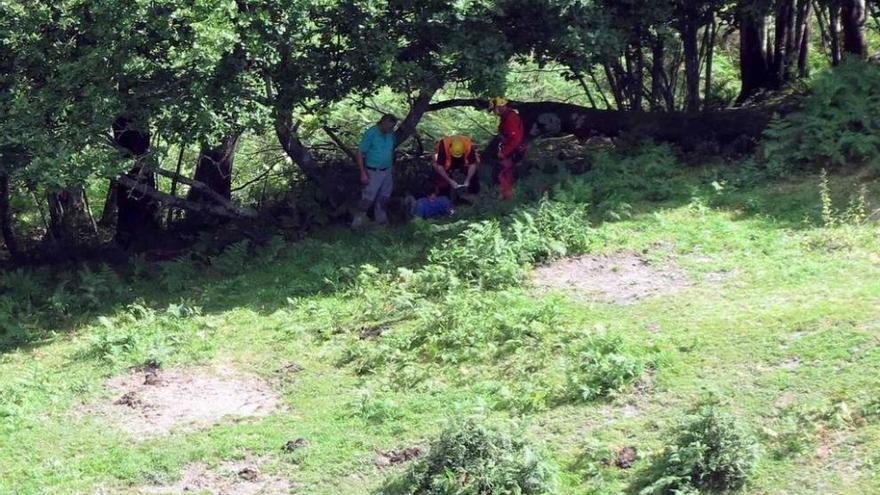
[[651, 37, 664, 112], [165, 144, 186, 226], [829, 1, 843, 64], [815, 0, 832, 56], [0, 173, 22, 261], [574, 74, 599, 109], [115, 175, 256, 220], [624, 43, 645, 111], [704, 18, 718, 110], [651, 38, 667, 111], [46, 187, 95, 247], [602, 62, 627, 110], [738, 8, 772, 103], [186, 134, 240, 227], [272, 96, 352, 211], [98, 180, 118, 227], [189, 135, 240, 202], [772, 0, 797, 86], [797, 0, 814, 77], [394, 87, 440, 147], [515, 102, 774, 150], [840, 0, 868, 57], [588, 67, 614, 109], [680, 11, 702, 112], [112, 117, 160, 248]]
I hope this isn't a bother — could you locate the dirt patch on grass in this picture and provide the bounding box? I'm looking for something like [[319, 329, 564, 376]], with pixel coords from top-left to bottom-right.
[[90, 365, 280, 438], [532, 253, 692, 305], [374, 446, 423, 467], [603, 446, 637, 469], [139, 455, 294, 495]]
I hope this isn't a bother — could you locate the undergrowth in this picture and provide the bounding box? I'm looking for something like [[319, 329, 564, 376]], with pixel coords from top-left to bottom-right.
[[763, 59, 880, 175], [381, 417, 558, 495], [85, 303, 216, 369], [640, 404, 759, 494]]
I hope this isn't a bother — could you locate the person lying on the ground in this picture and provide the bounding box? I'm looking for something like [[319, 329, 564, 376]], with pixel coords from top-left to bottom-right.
[[405, 192, 453, 220], [433, 135, 480, 198], [489, 97, 527, 200]]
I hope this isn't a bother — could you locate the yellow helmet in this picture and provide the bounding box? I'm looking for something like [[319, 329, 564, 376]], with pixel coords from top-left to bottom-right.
[[449, 137, 466, 158], [488, 96, 508, 112]]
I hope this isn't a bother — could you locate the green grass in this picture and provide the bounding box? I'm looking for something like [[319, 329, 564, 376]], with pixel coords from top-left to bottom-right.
[[1, 162, 879, 494]]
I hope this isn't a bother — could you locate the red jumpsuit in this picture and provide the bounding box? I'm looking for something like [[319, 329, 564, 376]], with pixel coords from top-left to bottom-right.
[[497, 108, 526, 200]]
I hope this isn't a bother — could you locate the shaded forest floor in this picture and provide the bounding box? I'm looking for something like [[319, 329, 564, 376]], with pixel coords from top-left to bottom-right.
[[2, 152, 880, 494]]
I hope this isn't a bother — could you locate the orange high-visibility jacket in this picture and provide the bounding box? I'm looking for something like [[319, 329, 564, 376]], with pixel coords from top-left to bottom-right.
[[434, 135, 479, 170]]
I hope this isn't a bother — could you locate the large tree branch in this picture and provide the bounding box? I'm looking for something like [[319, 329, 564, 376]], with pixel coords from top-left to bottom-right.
[[116, 175, 257, 219], [322, 126, 357, 162], [150, 166, 240, 208], [426, 98, 487, 112], [394, 86, 440, 147]]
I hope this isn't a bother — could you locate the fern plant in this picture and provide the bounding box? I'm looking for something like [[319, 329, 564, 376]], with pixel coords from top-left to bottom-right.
[[764, 60, 880, 173], [383, 417, 558, 495], [641, 405, 759, 495], [211, 239, 252, 275]]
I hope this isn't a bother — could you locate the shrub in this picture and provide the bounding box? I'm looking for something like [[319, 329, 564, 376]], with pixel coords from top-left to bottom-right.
[[417, 291, 560, 364], [428, 219, 525, 290], [210, 239, 252, 275], [45, 264, 124, 317], [585, 142, 687, 211], [427, 199, 592, 291], [763, 59, 880, 174], [383, 417, 558, 495], [511, 199, 593, 264], [340, 290, 563, 378], [399, 264, 462, 299], [351, 389, 403, 424], [0, 297, 32, 344], [74, 264, 123, 311], [87, 303, 215, 368], [641, 405, 759, 495], [0, 268, 44, 313], [565, 333, 649, 403], [159, 257, 200, 292]]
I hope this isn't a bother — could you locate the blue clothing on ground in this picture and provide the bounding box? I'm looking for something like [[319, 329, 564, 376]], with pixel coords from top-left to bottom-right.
[[414, 196, 452, 219], [358, 125, 395, 169]]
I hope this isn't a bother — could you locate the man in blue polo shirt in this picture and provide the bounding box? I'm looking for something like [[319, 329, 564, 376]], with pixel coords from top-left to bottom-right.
[[352, 114, 398, 227]]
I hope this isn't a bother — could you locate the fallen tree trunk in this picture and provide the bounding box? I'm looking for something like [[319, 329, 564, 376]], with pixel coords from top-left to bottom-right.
[[427, 98, 782, 150], [152, 167, 256, 217], [116, 175, 257, 220]]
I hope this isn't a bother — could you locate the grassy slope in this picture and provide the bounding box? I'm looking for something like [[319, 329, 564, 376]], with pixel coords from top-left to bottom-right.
[[1, 168, 879, 495]]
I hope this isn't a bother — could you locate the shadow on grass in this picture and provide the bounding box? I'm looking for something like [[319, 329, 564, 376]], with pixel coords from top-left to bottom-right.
[[2, 159, 875, 356]]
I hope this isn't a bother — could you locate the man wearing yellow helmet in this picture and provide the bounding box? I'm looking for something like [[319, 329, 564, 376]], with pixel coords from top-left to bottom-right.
[[432, 135, 480, 197], [488, 97, 527, 200]]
